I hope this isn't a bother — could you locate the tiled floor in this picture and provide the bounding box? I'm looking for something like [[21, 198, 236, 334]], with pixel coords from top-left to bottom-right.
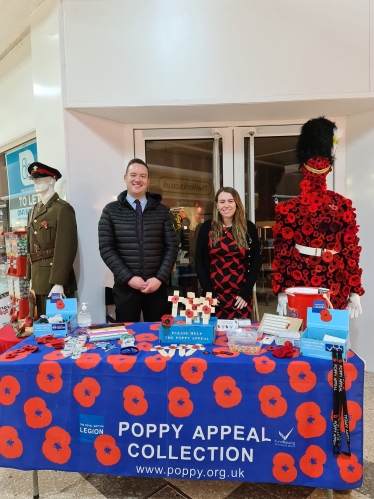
[[1, 371, 373, 499]]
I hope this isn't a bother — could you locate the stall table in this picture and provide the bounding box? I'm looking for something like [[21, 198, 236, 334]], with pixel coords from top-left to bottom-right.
[[0, 322, 364, 496]]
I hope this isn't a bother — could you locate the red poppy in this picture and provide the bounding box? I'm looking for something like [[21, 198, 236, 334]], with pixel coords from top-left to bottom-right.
[[0, 351, 28, 363], [36, 361, 63, 394], [145, 353, 169, 372], [42, 426, 71, 464], [278, 204, 289, 215], [213, 376, 242, 409], [185, 309, 194, 318], [349, 275, 361, 287], [299, 445, 326, 478], [328, 362, 358, 391], [123, 385, 148, 416], [337, 453, 363, 484], [287, 213, 295, 223], [55, 299, 65, 310], [0, 376, 20, 406], [181, 358, 207, 384], [0, 426, 23, 459], [252, 356, 276, 374], [291, 270, 302, 281], [168, 387, 193, 417], [204, 296, 214, 306], [310, 275, 322, 287], [149, 323, 160, 330], [258, 385, 287, 418], [215, 336, 229, 347], [94, 434, 121, 466], [287, 361, 317, 393], [43, 351, 66, 361], [24, 397, 52, 428], [296, 402, 326, 438], [202, 305, 211, 315], [171, 295, 179, 304], [330, 283, 340, 295], [301, 224, 313, 236], [73, 377, 101, 407], [272, 452, 297, 483], [107, 354, 137, 373], [281, 228, 294, 240], [136, 341, 153, 352], [320, 309, 332, 322], [161, 315, 174, 327], [212, 347, 239, 358], [135, 333, 158, 342], [75, 353, 102, 370], [342, 211, 352, 223]]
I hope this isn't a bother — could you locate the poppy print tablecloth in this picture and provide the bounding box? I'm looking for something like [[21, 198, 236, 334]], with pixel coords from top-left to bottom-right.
[[0, 322, 364, 489]]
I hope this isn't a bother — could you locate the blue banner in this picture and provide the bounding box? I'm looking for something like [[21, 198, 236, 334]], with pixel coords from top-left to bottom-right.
[[5, 141, 38, 228]]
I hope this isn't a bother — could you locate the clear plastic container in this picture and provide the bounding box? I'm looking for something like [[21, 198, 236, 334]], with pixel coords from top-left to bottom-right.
[[228, 329, 262, 354], [78, 303, 92, 327]]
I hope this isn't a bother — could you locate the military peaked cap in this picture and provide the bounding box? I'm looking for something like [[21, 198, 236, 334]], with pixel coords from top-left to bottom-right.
[[28, 162, 62, 180]]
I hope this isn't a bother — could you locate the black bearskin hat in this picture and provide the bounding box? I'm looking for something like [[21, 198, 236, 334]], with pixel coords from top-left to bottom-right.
[[296, 117, 336, 168]]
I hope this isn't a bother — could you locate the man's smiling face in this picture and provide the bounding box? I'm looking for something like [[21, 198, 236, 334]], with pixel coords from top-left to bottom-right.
[[124, 163, 150, 199]]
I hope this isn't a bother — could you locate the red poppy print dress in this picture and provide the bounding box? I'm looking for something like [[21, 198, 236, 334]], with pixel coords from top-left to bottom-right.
[[209, 227, 252, 319], [271, 157, 364, 310]]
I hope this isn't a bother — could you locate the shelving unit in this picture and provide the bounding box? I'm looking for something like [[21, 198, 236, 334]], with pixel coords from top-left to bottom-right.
[[4, 231, 29, 320]]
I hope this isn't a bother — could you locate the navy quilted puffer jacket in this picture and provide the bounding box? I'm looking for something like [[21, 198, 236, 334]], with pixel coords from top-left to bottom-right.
[[98, 191, 178, 285]]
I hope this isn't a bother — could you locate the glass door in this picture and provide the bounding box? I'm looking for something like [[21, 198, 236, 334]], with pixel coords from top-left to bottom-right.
[[134, 127, 233, 297], [234, 126, 302, 313]]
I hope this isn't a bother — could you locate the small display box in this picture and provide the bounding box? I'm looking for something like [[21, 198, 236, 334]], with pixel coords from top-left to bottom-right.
[[159, 316, 218, 345], [300, 308, 349, 361], [34, 297, 78, 338]]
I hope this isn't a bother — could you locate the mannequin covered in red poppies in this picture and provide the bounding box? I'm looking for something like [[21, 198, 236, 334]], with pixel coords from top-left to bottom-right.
[[271, 117, 364, 318]]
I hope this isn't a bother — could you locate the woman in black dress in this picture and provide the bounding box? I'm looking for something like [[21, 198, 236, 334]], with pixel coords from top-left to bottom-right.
[[195, 187, 261, 319]]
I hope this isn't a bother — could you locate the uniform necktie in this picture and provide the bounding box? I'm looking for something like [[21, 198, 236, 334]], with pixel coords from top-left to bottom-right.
[[135, 199, 142, 240]]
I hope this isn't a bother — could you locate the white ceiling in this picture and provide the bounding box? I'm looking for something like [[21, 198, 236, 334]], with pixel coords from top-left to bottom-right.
[[0, 0, 45, 61]]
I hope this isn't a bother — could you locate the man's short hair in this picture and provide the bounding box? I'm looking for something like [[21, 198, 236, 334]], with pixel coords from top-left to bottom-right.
[[126, 158, 149, 176]]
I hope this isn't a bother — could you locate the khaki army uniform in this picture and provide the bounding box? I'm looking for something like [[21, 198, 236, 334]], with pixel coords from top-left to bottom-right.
[[27, 192, 78, 314]]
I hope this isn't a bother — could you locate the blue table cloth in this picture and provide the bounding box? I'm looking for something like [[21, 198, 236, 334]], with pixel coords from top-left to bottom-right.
[[0, 322, 364, 489]]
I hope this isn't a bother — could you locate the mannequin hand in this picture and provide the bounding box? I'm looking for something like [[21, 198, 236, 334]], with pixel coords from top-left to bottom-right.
[[142, 278, 162, 294], [235, 296, 248, 309], [128, 276, 146, 291], [347, 293, 362, 319], [277, 292, 288, 316], [48, 284, 65, 298]]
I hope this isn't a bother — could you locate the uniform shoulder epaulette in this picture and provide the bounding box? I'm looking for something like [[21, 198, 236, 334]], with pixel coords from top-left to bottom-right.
[[57, 198, 69, 206]]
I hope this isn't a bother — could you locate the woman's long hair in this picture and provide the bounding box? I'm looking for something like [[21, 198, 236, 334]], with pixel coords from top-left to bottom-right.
[[211, 187, 248, 248]]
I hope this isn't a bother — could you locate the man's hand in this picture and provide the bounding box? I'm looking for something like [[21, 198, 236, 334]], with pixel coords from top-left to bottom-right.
[[48, 284, 65, 298], [128, 276, 146, 291], [277, 292, 288, 316], [347, 293, 363, 319], [142, 277, 162, 294], [235, 296, 248, 309]]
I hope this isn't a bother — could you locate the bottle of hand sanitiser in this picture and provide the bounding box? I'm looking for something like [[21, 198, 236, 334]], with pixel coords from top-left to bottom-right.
[[78, 303, 92, 327]]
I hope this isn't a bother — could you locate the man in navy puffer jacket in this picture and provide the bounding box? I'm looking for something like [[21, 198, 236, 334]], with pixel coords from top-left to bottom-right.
[[99, 159, 178, 322]]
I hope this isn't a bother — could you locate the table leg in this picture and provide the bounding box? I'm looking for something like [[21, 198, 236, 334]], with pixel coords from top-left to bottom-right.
[[326, 489, 333, 499], [32, 470, 39, 499]]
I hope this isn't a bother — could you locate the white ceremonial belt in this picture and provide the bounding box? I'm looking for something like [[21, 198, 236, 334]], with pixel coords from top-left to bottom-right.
[[295, 244, 338, 257]]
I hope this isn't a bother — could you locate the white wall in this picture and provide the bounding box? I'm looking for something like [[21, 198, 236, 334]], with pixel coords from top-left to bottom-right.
[[30, 0, 67, 199], [62, 0, 370, 108], [0, 35, 35, 151], [346, 110, 374, 372], [65, 111, 128, 322]]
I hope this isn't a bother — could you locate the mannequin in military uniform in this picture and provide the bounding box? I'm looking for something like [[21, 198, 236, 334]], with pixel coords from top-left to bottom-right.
[[26, 162, 78, 317]]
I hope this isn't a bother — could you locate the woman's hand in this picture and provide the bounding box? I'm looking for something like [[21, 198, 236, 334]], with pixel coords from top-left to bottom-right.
[[235, 296, 247, 309]]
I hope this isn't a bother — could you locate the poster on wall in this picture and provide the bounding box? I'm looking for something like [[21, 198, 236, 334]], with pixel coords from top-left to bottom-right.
[[5, 140, 38, 229]]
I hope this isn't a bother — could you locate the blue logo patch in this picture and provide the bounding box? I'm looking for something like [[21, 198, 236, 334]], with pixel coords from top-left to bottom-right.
[[79, 414, 104, 443]]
